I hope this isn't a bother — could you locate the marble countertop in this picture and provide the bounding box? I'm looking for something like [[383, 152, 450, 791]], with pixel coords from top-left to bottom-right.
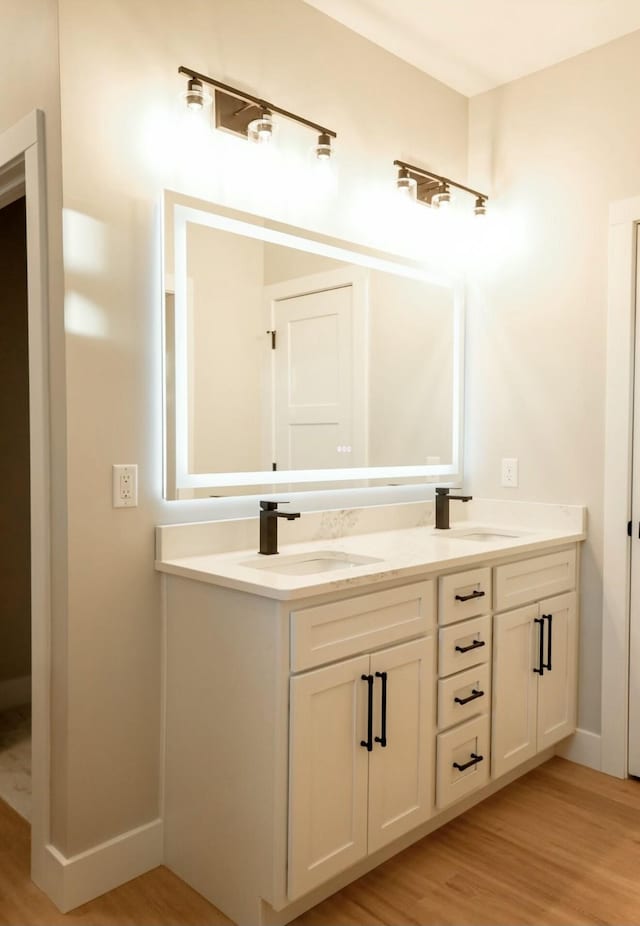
[[155, 500, 587, 601]]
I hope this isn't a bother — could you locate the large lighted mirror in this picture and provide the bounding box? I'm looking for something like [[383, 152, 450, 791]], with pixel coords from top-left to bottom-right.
[[162, 191, 464, 499]]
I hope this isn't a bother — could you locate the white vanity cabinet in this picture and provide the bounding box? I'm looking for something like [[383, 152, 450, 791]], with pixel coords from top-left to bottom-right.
[[288, 635, 434, 899], [160, 536, 582, 926], [492, 549, 578, 779]]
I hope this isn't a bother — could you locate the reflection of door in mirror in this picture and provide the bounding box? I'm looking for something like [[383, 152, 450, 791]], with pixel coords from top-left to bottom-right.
[[266, 269, 368, 473]]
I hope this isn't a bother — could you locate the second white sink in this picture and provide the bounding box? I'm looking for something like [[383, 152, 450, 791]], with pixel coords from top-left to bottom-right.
[[240, 550, 383, 576], [444, 528, 525, 542]]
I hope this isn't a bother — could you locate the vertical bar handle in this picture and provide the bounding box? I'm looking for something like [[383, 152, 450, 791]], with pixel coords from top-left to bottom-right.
[[360, 674, 374, 751], [533, 617, 545, 675], [374, 671, 387, 747], [543, 613, 553, 671]]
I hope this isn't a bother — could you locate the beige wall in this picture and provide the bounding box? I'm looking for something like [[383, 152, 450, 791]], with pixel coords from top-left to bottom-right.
[[467, 30, 640, 734], [57, 0, 467, 854], [0, 197, 31, 685]]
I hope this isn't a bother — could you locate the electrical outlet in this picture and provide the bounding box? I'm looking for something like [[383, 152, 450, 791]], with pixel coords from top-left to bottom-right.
[[112, 464, 138, 508], [501, 457, 518, 488]]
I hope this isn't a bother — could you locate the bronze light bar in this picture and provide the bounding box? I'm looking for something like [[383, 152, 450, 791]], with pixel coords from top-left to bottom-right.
[[179, 66, 336, 150], [394, 158, 488, 211]]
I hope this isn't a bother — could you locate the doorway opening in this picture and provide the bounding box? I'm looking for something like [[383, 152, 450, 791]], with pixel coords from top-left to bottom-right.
[[0, 189, 31, 822]]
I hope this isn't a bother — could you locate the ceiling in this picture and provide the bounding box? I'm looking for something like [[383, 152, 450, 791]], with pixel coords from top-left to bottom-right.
[[303, 0, 640, 96]]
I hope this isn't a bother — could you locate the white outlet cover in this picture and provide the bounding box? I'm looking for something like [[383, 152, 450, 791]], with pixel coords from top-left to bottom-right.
[[501, 457, 519, 488], [112, 464, 138, 507]]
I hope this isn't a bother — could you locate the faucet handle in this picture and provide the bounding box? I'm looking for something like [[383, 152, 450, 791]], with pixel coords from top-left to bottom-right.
[[435, 487, 450, 496], [259, 500, 290, 511]]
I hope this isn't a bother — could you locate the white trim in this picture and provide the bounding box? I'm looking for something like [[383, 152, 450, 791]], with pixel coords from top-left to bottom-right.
[[43, 819, 163, 913], [0, 675, 31, 711], [556, 728, 602, 771], [602, 196, 639, 778], [0, 111, 53, 890]]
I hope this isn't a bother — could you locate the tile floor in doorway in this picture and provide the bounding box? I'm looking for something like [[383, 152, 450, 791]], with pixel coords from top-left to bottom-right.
[[0, 704, 31, 820]]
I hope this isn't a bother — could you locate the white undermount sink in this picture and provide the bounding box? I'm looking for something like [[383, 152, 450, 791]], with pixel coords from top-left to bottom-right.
[[240, 550, 383, 576], [443, 528, 526, 542]]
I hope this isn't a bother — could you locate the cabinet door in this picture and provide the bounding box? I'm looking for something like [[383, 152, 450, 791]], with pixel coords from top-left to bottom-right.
[[368, 637, 435, 854], [288, 654, 370, 900], [537, 592, 577, 750], [492, 604, 539, 779]]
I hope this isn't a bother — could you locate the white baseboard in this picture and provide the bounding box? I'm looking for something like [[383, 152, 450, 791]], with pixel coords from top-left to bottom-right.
[[42, 818, 163, 912], [0, 674, 31, 711], [556, 728, 601, 771]]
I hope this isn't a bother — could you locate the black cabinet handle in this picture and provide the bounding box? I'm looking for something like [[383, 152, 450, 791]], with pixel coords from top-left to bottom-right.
[[453, 753, 484, 772], [543, 613, 553, 671], [455, 589, 486, 602], [360, 674, 374, 751], [455, 639, 486, 654], [374, 671, 387, 747], [454, 688, 485, 706], [534, 617, 545, 675]]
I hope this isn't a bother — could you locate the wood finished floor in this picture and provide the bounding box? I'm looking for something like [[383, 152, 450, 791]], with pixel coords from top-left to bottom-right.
[[1, 757, 639, 925]]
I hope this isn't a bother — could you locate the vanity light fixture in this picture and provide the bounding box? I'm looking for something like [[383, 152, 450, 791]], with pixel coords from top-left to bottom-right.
[[394, 159, 488, 216], [179, 66, 337, 157]]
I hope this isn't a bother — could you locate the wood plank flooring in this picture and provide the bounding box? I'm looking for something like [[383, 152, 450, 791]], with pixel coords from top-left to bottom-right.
[[1, 757, 640, 925]]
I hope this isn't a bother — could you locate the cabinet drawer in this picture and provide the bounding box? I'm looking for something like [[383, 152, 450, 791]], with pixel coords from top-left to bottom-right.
[[438, 663, 491, 730], [439, 567, 492, 626], [494, 548, 576, 612], [436, 714, 490, 809], [291, 581, 435, 672], [439, 614, 492, 677]]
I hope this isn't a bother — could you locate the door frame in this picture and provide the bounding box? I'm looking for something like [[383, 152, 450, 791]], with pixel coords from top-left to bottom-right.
[[602, 195, 640, 777], [0, 111, 53, 881]]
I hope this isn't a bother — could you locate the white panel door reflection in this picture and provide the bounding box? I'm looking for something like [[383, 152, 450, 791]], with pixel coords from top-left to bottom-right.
[[273, 284, 358, 470]]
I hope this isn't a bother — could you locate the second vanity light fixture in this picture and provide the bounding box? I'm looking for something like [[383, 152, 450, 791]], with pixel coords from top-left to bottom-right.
[[394, 159, 488, 216], [180, 66, 337, 159]]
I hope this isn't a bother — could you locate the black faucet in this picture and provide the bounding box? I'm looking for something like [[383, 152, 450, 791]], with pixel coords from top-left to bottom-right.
[[259, 500, 301, 555], [435, 487, 472, 530]]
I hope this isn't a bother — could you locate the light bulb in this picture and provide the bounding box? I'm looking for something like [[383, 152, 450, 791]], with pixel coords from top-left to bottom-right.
[[396, 167, 417, 199], [474, 197, 487, 217], [432, 185, 452, 209], [248, 109, 273, 144], [315, 132, 333, 160], [182, 78, 211, 112]]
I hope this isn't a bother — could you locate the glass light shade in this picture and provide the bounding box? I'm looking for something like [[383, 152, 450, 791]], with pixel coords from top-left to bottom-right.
[[315, 133, 333, 160], [396, 169, 417, 199], [182, 78, 211, 111], [248, 111, 274, 144]]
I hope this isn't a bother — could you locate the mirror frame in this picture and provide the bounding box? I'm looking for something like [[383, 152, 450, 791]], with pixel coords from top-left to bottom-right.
[[162, 190, 465, 499]]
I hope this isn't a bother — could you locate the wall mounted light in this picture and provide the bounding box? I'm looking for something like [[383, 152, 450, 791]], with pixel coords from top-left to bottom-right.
[[394, 160, 488, 216], [395, 166, 417, 199], [179, 66, 336, 157]]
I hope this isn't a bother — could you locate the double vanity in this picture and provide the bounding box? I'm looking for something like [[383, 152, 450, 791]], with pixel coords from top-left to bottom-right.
[[156, 497, 585, 926]]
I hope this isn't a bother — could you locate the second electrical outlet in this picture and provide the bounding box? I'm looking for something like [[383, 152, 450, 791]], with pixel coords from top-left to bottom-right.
[[501, 457, 518, 488]]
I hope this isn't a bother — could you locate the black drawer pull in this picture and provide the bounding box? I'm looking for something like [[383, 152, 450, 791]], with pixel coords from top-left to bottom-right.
[[455, 639, 486, 654], [453, 753, 484, 772], [360, 674, 374, 751], [374, 671, 387, 748], [454, 688, 484, 706], [455, 589, 486, 602], [534, 617, 545, 675]]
